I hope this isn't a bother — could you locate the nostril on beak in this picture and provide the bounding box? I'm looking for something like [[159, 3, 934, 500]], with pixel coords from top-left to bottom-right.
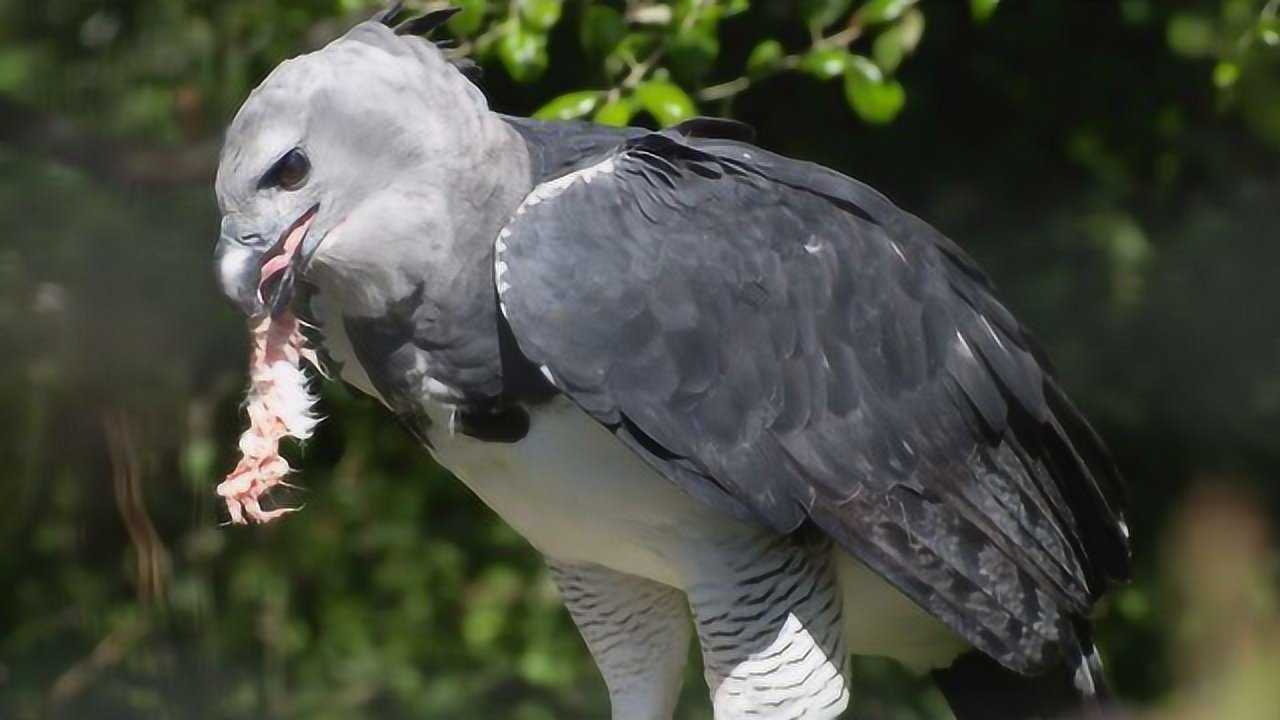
[[220, 215, 266, 248]]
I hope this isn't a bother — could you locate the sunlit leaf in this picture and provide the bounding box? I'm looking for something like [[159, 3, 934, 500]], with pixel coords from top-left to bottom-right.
[[672, 0, 698, 25], [800, 47, 850, 80], [635, 80, 696, 126], [800, 0, 853, 30], [519, 0, 562, 33], [447, 0, 486, 37], [1166, 13, 1217, 58], [872, 8, 924, 73], [1260, 18, 1280, 47], [610, 32, 661, 70], [747, 39, 785, 78], [533, 90, 602, 121], [857, 0, 917, 27], [845, 53, 884, 84], [1213, 61, 1240, 90], [844, 55, 905, 124], [498, 24, 549, 83], [594, 97, 636, 126], [629, 4, 673, 26]]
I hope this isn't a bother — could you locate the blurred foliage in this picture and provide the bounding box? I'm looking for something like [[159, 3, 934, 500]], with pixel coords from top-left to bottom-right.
[[1165, 0, 1280, 145], [2, 0, 1280, 718]]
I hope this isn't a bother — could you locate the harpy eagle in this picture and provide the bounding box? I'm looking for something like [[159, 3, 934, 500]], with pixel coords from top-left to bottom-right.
[[212, 7, 1131, 719]]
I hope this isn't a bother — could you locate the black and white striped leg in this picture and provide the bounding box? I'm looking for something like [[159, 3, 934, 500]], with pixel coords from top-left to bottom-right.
[[687, 533, 849, 720], [548, 560, 692, 720]]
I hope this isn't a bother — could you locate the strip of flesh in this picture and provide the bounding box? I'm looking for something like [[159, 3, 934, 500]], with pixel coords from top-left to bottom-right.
[[216, 218, 321, 524]]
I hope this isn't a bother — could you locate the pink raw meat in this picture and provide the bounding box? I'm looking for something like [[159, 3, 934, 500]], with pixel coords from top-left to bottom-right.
[[217, 215, 322, 524]]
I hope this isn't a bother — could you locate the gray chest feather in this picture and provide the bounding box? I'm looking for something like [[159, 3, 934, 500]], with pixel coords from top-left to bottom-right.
[[307, 288, 550, 446]]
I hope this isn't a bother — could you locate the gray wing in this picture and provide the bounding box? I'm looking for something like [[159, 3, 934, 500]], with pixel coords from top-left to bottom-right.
[[496, 128, 1130, 674]]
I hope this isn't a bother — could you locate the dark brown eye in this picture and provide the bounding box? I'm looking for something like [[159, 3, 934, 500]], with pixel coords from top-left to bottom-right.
[[262, 148, 309, 191]]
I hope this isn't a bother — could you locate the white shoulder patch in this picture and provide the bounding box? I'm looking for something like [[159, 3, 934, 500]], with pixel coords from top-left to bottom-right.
[[515, 156, 617, 214], [494, 154, 620, 319]]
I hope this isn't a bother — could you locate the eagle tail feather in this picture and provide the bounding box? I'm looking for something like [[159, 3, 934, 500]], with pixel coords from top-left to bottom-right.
[[933, 624, 1114, 720]]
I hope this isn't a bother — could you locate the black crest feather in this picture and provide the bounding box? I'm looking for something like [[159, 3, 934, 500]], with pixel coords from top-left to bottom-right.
[[452, 58, 483, 82], [395, 7, 462, 36], [373, 4, 483, 82], [376, 1, 406, 26]]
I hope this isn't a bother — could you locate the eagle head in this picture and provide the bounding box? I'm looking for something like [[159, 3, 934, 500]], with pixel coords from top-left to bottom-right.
[[213, 8, 516, 320]]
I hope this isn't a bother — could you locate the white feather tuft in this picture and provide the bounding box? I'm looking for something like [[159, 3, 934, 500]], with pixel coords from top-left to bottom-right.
[[217, 312, 322, 524]]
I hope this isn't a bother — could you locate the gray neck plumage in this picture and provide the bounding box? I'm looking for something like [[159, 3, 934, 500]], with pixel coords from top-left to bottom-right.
[[313, 116, 637, 443]]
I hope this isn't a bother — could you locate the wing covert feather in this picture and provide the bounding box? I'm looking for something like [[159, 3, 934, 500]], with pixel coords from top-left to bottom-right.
[[497, 130, 1129, 673]]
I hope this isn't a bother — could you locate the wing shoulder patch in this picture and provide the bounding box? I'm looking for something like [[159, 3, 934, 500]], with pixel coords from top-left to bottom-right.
[[494, 151, 622, 322]]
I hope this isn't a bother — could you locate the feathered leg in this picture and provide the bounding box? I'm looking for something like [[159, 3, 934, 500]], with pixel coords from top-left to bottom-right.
[[687, 532, 850, 720], [548, 560, 692, 720]]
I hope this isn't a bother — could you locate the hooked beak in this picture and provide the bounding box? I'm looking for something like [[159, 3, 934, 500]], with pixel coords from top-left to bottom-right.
[[215, 204, 319, 317], [257, 204, 318, 318]]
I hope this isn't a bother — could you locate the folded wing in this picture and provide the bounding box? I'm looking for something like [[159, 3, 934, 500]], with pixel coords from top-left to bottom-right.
[[497, 128, 1130, 674]]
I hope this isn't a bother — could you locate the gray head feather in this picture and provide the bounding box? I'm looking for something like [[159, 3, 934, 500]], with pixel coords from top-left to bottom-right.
[[214, 15, 529, 321]]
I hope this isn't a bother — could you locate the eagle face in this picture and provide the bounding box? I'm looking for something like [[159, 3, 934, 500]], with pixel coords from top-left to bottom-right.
[[212, 19, 505, 321]]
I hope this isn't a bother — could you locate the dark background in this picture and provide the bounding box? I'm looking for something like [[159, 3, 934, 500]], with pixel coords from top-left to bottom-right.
[[2, 1, 1279, 718]]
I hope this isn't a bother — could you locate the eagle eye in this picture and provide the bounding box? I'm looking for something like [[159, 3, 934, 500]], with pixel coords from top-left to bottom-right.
[[261, 148, 310, 191]]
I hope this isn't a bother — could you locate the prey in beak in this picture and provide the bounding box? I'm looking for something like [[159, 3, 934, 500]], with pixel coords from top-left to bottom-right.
[[258, 204, 319, 318], [216, 203, 325, 525]]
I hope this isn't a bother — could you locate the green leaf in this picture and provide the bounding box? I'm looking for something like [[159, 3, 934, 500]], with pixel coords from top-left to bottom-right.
[[594, 97, 636, 126], [0, 48, 36, 93], [611, 32, 661, 66], [969, 0, 1000, 24], [1259, 18, 1280, 47], [605, 32, 660, 80], [800, 0, 853, 30], [846, 54, 885, 84], [447, 0, 486, 37], [673, 0, 724, 27], [667, 23, 720, 85], [800, 47, 850, 80], [635, 80, 696, 126], [746, 39, 785, 78], [498, 25, 549, 83], [847, 77, 905, 124], [580, 5, 625, 60], [1213, 61, 1240, 90], [856, 0, 917, 27], [519, 0, 563, 33], [1166, 13, 1217, 58], [872, 8, 924, 73], [533, 91, 603, 120], [844, 55, 905, 124]]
